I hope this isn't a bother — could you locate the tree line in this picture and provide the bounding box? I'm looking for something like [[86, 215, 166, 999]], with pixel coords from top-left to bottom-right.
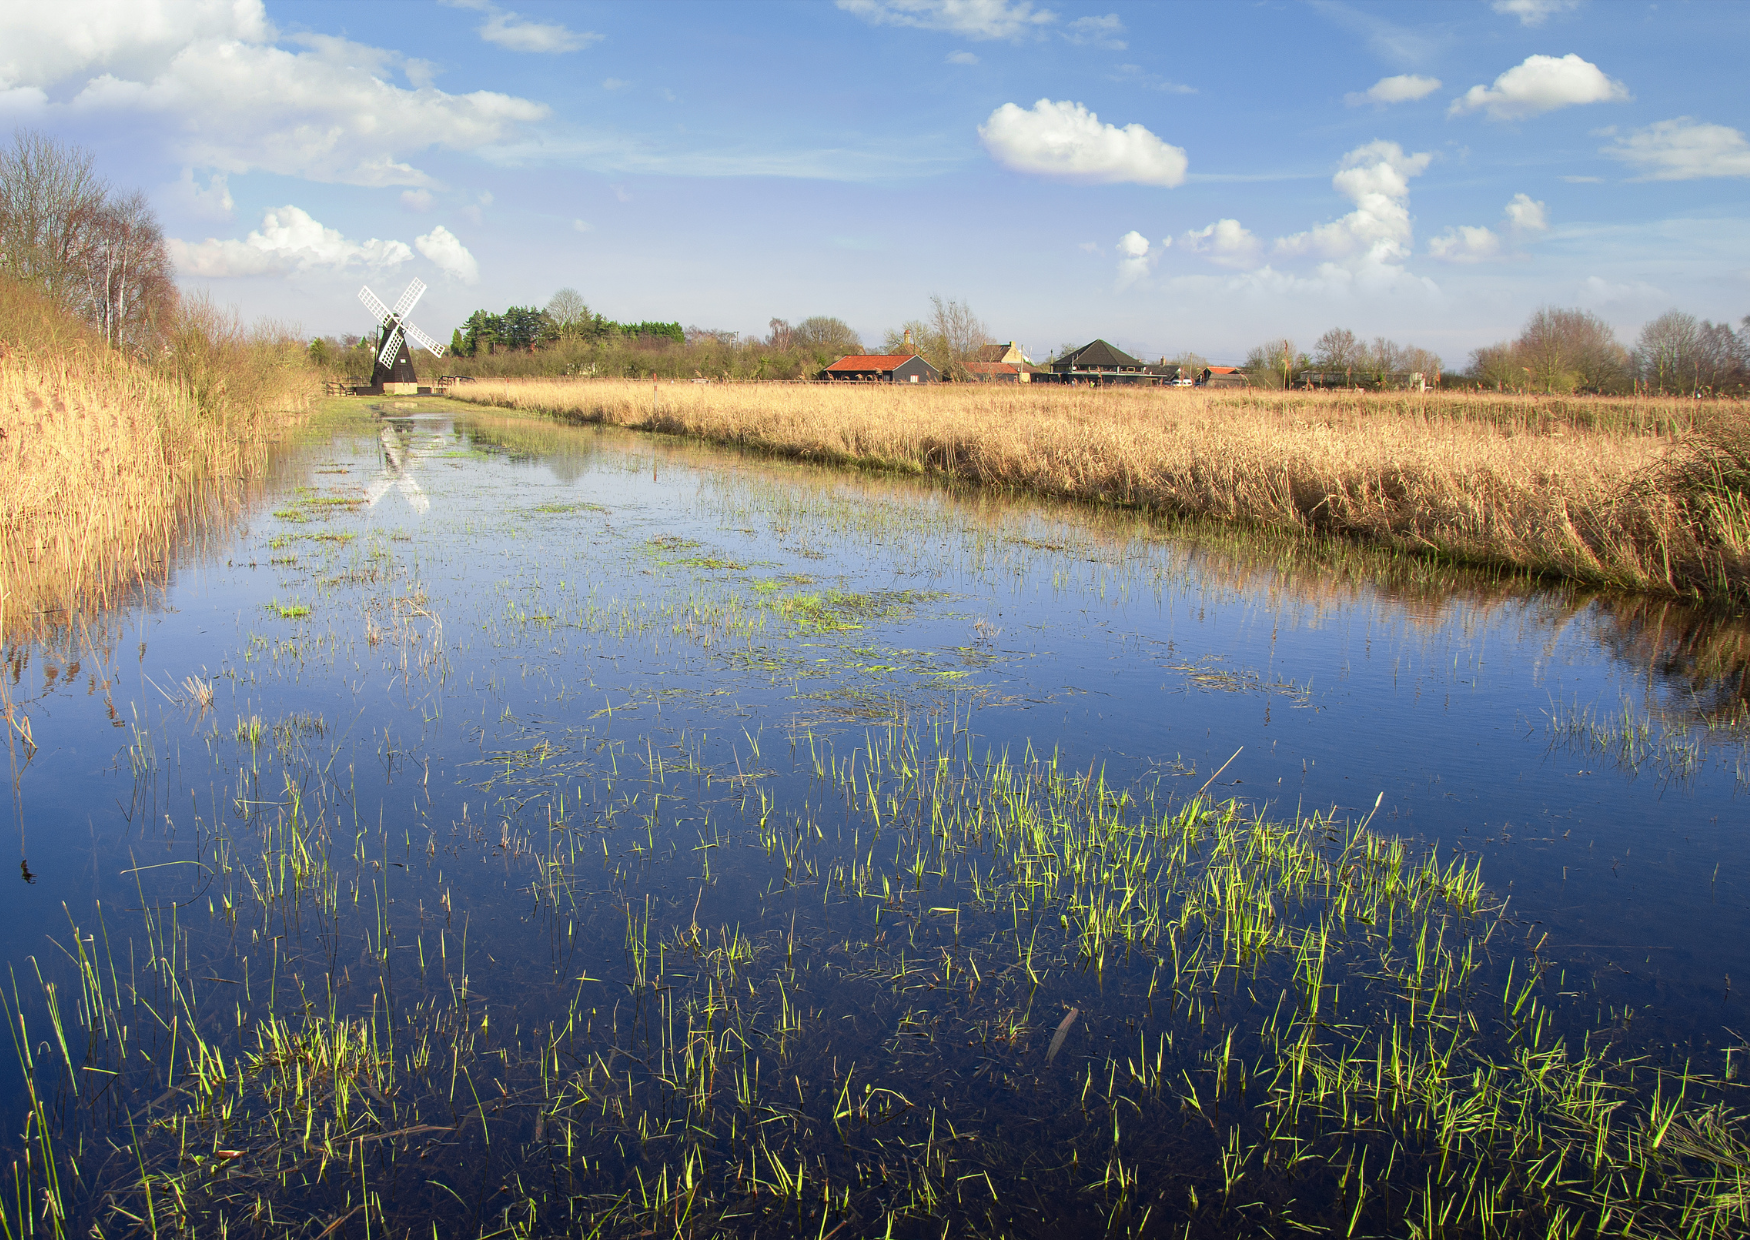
[[1232, 307, 1749, 395], [0, 130, 176, 351]]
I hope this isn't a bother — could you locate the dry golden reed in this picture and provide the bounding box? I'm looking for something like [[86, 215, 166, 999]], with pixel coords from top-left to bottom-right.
[[450, 378, 1750, 605], [1, 281, 315, 643]]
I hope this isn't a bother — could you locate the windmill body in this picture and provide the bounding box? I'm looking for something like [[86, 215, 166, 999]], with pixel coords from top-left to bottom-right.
[[358, 279, 446, 395]]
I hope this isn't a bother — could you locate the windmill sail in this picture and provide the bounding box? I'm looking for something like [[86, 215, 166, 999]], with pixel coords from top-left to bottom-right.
[[377, 327, 406, 369], [358, 285, 393, 326], [391, 278, 427, 319], [403, 320, 446, 357]]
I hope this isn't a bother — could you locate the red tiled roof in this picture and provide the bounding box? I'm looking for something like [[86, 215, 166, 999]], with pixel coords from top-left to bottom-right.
[[968, 361, 1019, 374], [824, 354, 920, 372], [1206, 365, 1242, 374]]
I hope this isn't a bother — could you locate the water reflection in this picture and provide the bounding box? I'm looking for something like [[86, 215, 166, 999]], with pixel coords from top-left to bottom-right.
[[4, 403, 1750, 1238]]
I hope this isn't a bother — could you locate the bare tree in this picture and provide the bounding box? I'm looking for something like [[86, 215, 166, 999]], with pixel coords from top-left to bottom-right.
[[766, 318, 795, 350], [0, 130, 175, 349], [791, 315, 862, 355], [1312, 327, 1363, 384], [925, 295, 989, 380], [1243, 337, 1296, 388], [1516, 306, 1628, 393], [81, 190, 175, 349], [545, 287, 593, 338]]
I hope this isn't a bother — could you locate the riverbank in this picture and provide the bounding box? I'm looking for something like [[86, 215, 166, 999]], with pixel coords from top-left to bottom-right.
[[446, 378, 1750, 607], [0, 282, 318, 643]]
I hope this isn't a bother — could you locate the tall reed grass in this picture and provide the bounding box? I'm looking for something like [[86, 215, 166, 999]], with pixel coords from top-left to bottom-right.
[[451, 378, 1750, 605], [0, 280, 317, 644]]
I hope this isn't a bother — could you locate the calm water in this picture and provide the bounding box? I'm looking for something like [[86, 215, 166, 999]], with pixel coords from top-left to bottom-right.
[[5, 402, 1747, 1235]]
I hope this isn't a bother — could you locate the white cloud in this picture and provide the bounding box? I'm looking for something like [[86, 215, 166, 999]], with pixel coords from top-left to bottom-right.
[[602, 77, 631, 90], [1276, 140, 1431, 268], [415, 224, 478, 283], [1427, 193, 1548, 263], [22, 18, 548, 187], [169, 167, 234, 220], [836, 0, 1057, 41], [1115, 228, 1167, 286], [442, 0, 601, 53], [1107, 64, 1194, 93], [945, 50, 980, 64], [1449, 53, 1628, 121], [1427, 225, 1502, 264], [1603, 118, 1750, 181], [1346, 74, 1441, 107], [1504, 192, 1548, 233], [169, 205, 412, 278], [401, 189, 434, 211], [0, 0, 272, 90], [978, 98, 1186, 186], [1490, 0, 1579, 26], [1064, 14, 1125, 49], [1181, 219, 1261, 269], [572, 218, 593, 232]]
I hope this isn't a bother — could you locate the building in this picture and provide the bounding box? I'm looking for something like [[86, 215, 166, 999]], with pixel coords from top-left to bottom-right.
[[1048, 339, 1154, 385], [820, 353, 941, 383], [1197, 366, 1250, 389], [969, 341, 1034, 383]]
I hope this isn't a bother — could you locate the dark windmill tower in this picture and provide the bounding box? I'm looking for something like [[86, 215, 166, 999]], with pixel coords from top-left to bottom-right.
[[358, 278, 446, 395]]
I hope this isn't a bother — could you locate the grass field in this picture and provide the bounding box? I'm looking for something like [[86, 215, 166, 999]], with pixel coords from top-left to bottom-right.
[[448, 378, 1750, 606]]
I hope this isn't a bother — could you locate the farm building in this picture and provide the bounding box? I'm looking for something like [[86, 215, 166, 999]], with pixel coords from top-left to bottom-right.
[[1046, 339, 1154, 385], [820, 353, 941, 383], [970, 341, 1033, 383], [1197, 366, 1249, 389]]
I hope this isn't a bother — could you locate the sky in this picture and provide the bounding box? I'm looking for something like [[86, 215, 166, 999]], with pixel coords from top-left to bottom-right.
[[3, 0, 1747, 367]]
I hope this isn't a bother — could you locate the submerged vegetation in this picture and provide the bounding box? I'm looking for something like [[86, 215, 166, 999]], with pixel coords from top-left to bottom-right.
[[450, 378, 1750, 607], [8, 716, 1750, 1238]]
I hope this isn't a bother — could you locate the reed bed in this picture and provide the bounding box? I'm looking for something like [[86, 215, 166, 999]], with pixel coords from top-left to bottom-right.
[[0, 282, 317, 646], [450, 379, 1750, 606]]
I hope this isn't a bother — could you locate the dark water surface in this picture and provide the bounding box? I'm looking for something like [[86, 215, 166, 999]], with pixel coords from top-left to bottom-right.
[[5, 403, 1748, 1236]]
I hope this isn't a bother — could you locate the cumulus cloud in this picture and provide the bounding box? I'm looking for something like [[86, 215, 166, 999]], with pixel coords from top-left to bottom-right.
[[415, 224, 478, 283], [1114, 229, 1167, 286], [1275, 140, 1431, 268], [1064, 14, 1125, 49], [401, 189, 434, 211], [1180, 219, 1261, 269], [1603, 117, 1750, 180], [1427, 225, 1501, 264], [1449, 53, 1628, 121], [0, 0, 272, 91], [1346, 74, 1441, 107], [1503, 192, 1548, 232], [169, 205, 413, 277], [168, 167, 234, 220], [14, 14, 548, 187], [945, 50, 979, 64], [1427, 193, 1548, 263], [1490, 0, 1579, 26], [836, 0, 1057, 41], [978, 98, 1186, 186], [441, 0, 601, 52]]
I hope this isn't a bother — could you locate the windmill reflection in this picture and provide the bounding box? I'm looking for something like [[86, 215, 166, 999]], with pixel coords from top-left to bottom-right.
[[365, 421, 434, 514]]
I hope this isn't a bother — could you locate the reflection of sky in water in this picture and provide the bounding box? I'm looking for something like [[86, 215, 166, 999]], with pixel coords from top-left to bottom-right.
[[8, 408, 1750, 1060]]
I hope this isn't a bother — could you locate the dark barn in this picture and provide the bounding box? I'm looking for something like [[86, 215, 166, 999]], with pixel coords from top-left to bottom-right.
[[820, 353, 942, 383]]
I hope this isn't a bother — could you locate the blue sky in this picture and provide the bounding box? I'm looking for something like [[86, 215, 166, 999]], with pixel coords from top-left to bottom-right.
[[3, 0, 1746, 366]]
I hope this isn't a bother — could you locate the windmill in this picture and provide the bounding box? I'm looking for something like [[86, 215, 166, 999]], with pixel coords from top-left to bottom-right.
[[358, 278, 446, 395]]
